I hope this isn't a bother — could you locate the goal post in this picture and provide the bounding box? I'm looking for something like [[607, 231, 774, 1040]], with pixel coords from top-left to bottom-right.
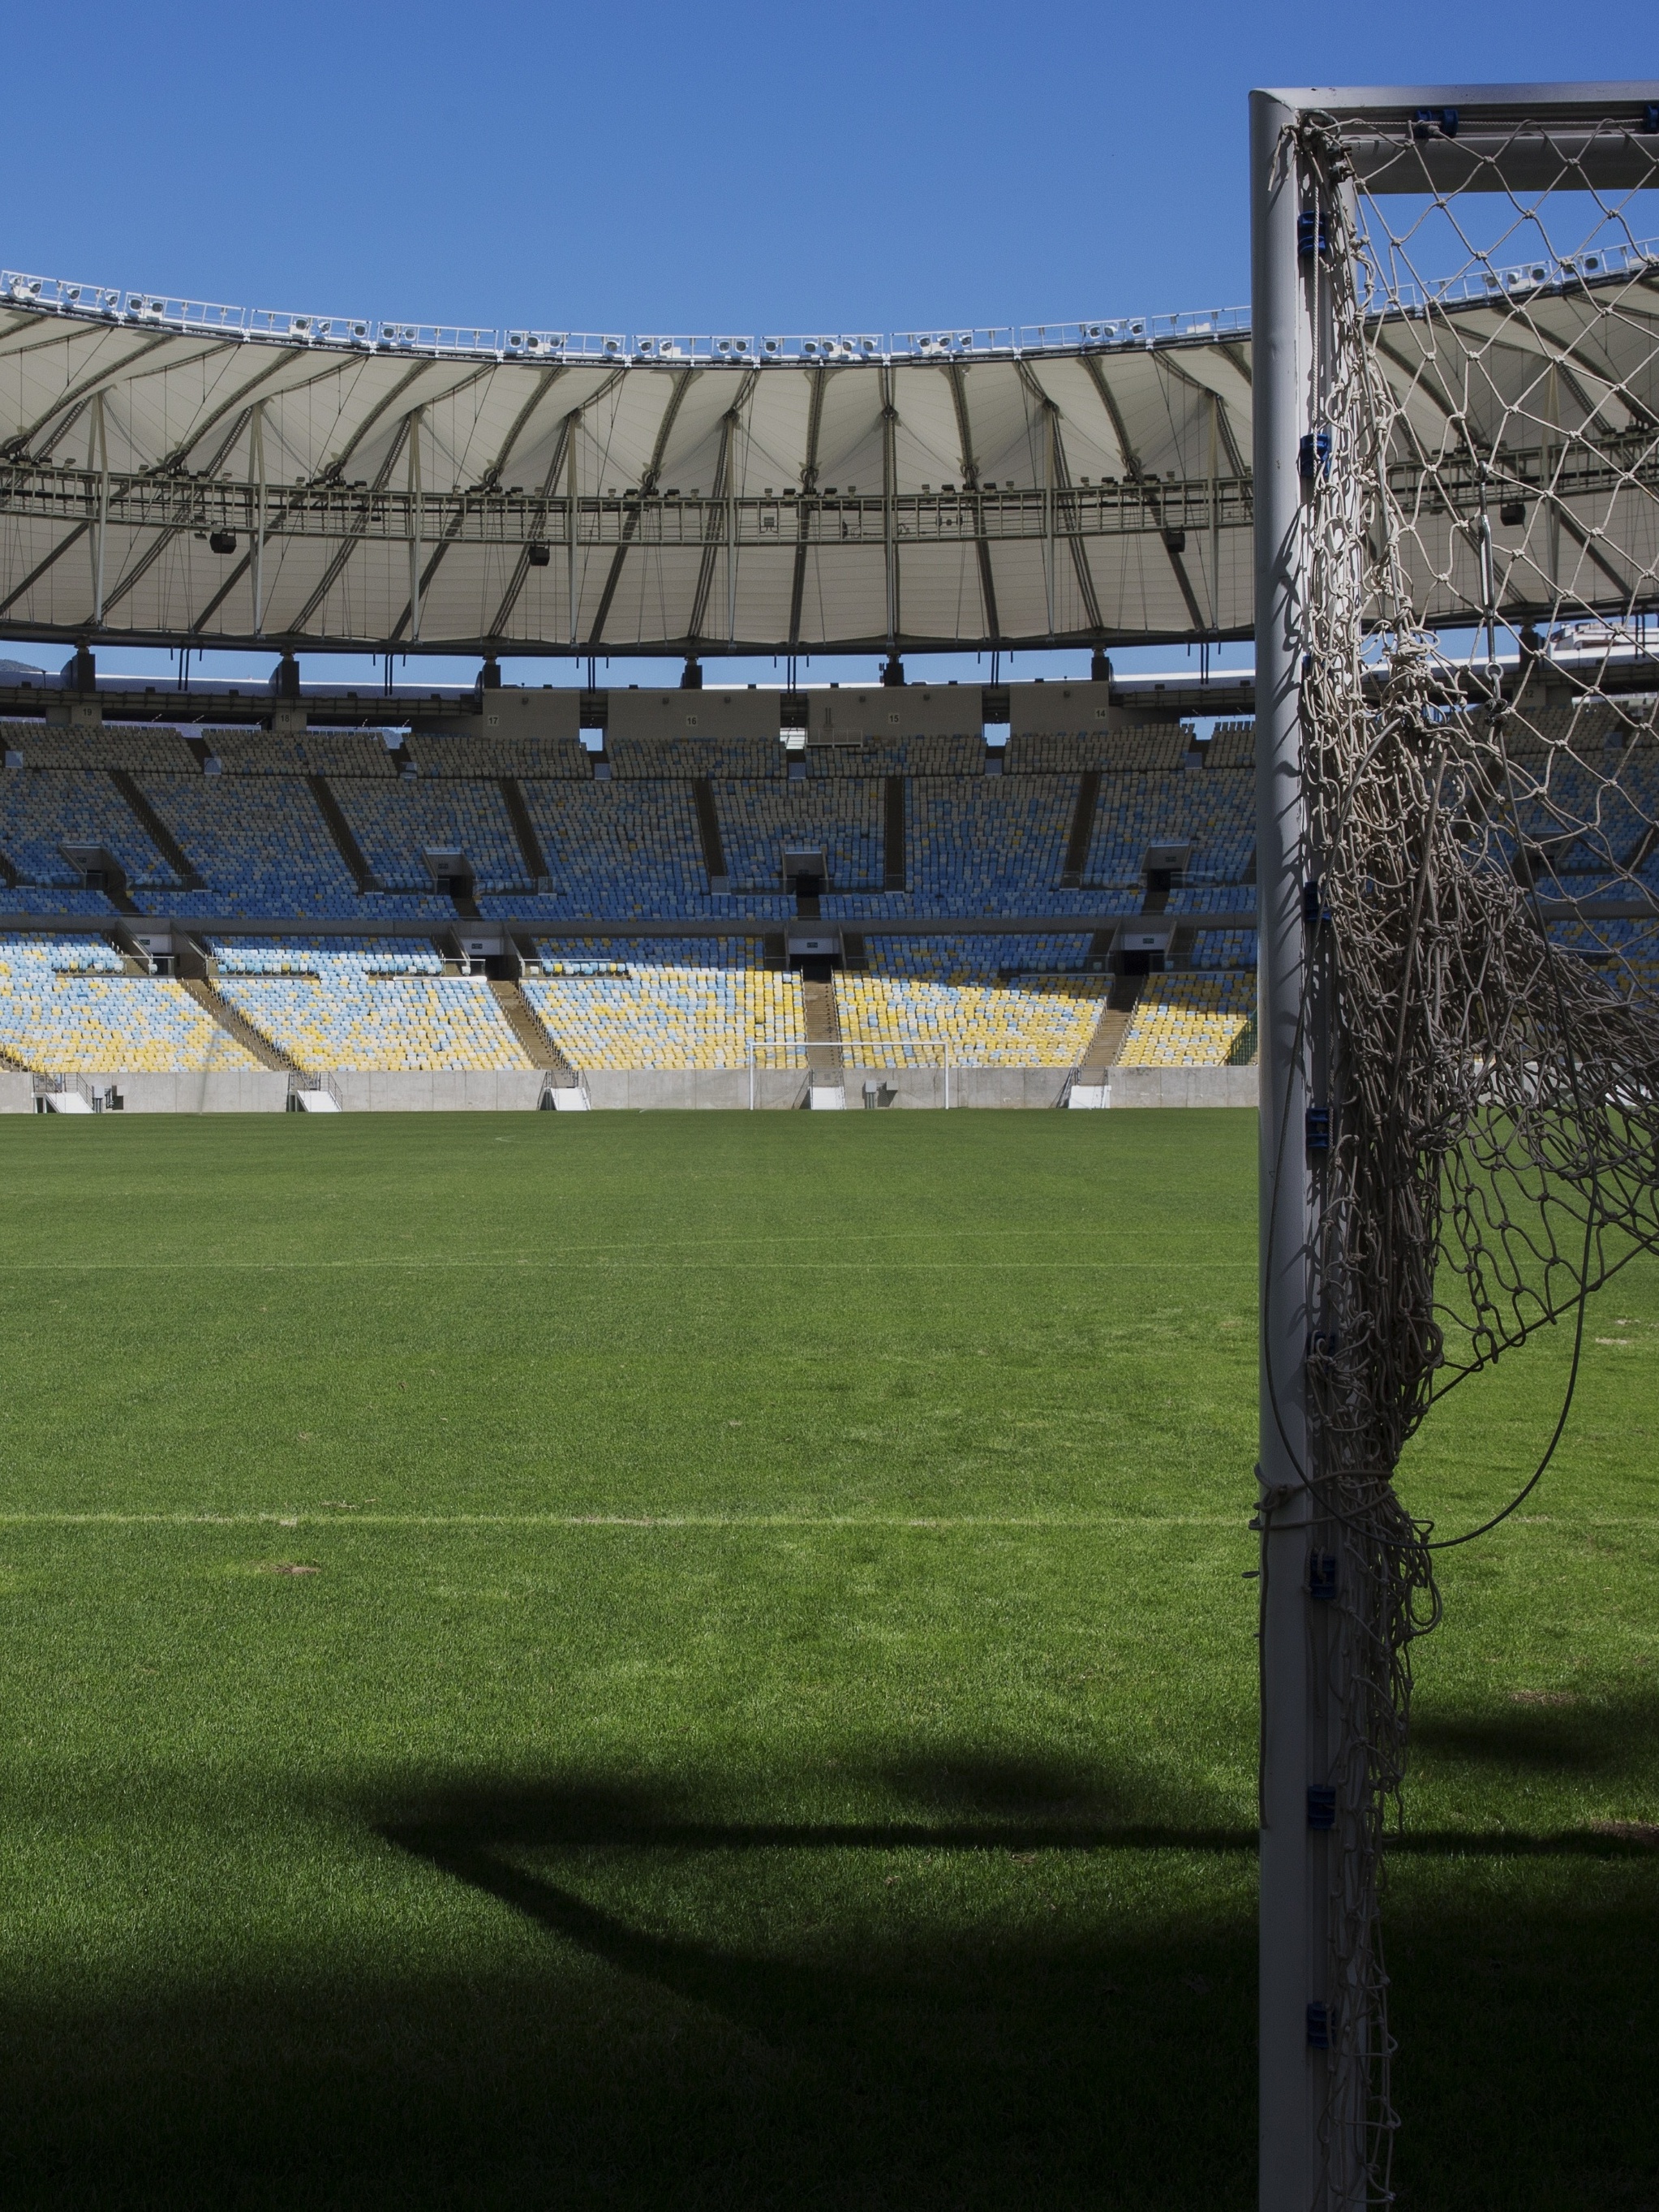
[[1251, 80, 1659, 2211]]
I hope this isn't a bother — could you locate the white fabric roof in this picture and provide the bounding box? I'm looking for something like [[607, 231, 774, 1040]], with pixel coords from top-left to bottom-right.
[[0, 252, 1651, 656]]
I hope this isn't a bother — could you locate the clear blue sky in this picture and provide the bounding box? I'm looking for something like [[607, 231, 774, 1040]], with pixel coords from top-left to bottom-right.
[[3, 0, 1653, 694]]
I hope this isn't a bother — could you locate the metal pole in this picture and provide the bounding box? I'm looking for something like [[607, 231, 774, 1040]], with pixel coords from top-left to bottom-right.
[[408, 407, 424, 645], [91, 392, 109, 626], [1251, 85, 1333, 2212], [251, 402, 266, 638]]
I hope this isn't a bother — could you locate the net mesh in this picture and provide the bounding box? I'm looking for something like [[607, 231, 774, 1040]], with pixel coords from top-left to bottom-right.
[[1287, 110, 1659, 2200]]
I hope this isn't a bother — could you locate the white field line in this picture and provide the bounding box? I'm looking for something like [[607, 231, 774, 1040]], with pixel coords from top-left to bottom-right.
[[0, 1510, 1249, 1530], [1, 1511, 1653, 1532], [0, 1257, 1253, 1272]]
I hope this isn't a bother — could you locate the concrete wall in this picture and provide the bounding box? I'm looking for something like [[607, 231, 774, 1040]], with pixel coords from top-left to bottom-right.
[[806, 686, 981, 742], [16, 1070, 291, 1113], [607, 688, 781, 744], [582, 1069, 807, 1111], [0, 1062, 1258, 1112], [329, 1070, 548, 1112], [1007, 678, 1118, 736], [1105, 1066, 1257, 1108], [841, 1065, 1072, 1109]]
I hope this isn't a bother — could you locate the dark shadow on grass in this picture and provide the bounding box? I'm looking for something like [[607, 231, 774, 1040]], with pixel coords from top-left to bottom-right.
[[1411, 1685, 1659, 1780], [3, 1754, 1656, 2211]]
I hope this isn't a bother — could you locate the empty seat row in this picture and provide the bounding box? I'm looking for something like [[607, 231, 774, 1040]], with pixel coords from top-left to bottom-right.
[[833, 973, 1107, 1067], [0, 932, 263, 1072], [1116, 971, 1256, 1066], [522, 966, 806, 1069]]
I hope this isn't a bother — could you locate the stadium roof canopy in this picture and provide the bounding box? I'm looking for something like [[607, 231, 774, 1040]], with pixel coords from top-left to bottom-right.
[[0, 239, 1652, 660]]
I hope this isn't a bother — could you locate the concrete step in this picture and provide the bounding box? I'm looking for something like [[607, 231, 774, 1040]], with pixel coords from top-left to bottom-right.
[[488, 978, 578, 1077], [177, 977, 299, 1071], [1079, 995, 1137, 1069], [802, 977, 845, 1077]]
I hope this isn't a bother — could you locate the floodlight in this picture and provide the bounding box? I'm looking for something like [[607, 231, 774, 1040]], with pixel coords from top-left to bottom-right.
[[526, 543, 551, 567]]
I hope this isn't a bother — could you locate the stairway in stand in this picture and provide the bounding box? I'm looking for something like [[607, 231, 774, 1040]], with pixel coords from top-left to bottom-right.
[[488, 979, 580, 1084], [177, 978, 299, 1072], [801, 977, 845, 1104], [1067, 975, 1141, 1103]]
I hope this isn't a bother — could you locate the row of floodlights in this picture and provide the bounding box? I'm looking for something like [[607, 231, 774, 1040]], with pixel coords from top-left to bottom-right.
[[0, 274, 1242, 361], [1363, 233, 1659, 316]]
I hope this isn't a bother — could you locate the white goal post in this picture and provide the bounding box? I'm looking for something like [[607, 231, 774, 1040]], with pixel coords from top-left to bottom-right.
[[1251, 80, 1659, 2212]]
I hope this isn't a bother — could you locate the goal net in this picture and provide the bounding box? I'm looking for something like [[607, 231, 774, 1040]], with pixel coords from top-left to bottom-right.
[[1265, 90, 1659, 2205]]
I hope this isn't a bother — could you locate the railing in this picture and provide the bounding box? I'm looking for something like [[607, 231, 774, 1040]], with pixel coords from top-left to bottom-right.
[[539, 1068, 592, 1109], [286, 1069, 342, 1109], [6, 235, 1653, 368], [31, 1072, 118, 1109], [1359, 230, 1659, 316], [0, 267, 1249, 365]]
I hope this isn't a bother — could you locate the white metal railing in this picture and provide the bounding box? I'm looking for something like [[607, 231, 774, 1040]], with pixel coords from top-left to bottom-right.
[[286, 1069, 342, 1108], [0, 268, 1248, 365], [1356, 230, 1659, 316], [6, 239, 1653, 369]]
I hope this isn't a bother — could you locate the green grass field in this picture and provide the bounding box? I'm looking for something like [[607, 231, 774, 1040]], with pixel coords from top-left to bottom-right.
[[0, 1110, 1653, 2210]]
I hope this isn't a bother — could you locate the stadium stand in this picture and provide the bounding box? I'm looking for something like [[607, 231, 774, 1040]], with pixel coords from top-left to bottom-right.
[[532, 936, 763, 967], [1085, 768, 1255, 893], [513, 779, 738, 917], [0, 767, 178, 893], [402, 733, 591, 779], [2, 724, 200, 774], [131, 776, 362, 917], [908, 776, 1091, 914], [1204, 721, 1257, 769], [213, 942, 531, 1072], [834, 970, 1106, 1066], [523, 962, 806, 1070], [714, 777, 885, 891], [0, 933, 264, 1072], [328, 777, 531, 894], [609, 735, 784, 781], [809, 736, 984, 777], [1004, 731, 1120, 775], [0, 715, 1274, 1077], [0, 884, 119, 916], [1189, 928, 1258, 970], [860, 933, 1096, 976], [1115, 970, 1257, 1065]]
